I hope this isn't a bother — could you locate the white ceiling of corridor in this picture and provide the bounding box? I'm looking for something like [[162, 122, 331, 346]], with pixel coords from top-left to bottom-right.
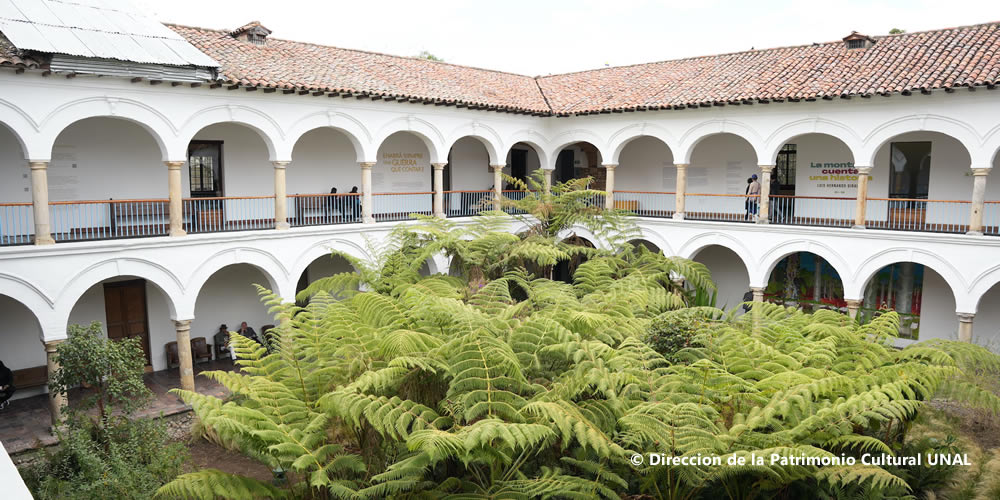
[[0, 0, 217, 67]]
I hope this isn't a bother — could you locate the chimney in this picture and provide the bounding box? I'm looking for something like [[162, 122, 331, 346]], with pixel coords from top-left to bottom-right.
[[230, 21, 271, 46]]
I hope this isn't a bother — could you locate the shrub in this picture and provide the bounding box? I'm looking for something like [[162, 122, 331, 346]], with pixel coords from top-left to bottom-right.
[[642, 312, 707, 363]]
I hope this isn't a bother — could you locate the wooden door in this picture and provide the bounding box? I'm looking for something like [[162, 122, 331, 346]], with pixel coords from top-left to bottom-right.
[[104, 279, 152, 367]]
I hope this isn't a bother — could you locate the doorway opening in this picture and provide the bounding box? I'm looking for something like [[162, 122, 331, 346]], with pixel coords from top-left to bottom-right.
[[103, 279, 152, 368]]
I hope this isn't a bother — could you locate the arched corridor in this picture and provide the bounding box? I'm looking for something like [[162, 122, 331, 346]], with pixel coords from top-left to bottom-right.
[[689, 245, 751, 311]]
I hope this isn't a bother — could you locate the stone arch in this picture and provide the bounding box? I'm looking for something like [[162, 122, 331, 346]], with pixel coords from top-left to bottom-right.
[[43, 115, 172, 164], [502, 131, 551, 171], [184, 247, 291, 309], [677, 120, 765, 164], [762, 119, 862, 165], [373, 117, 445, 163], [0, 100, 39, 159], [38, 97, 176, 161], [966, 263, 1000, 314], [286, 110, 373, 163], [756, 240, 851, 294], [446, 123, 503, 165], [289, 238, 370, 288], [0, 272, 57, 338], [555, 225, 608, 251], [850, 248, 968, 312], [608, 123, 680, 164], [677, 232, 757, 282], [983, 124, 1000, 168], [178, 105, 283, 161], [56, 258, 185, 330], [860, 114, 984, 167], [631, 229, 675, 256], [547, 130, 611, 169]]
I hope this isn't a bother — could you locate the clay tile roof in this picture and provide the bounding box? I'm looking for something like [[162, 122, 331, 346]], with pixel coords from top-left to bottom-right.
[[168, 23, 551, 114], [230, 21, 271, 37], [536, 21, 1000, 115], [140, 21, 1000, 115], [0, 32, 44, 70]]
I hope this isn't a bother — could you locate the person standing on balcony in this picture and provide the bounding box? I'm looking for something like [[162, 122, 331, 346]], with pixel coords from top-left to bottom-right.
[[747, 174, 761, 220], [328, 187, 337, 219], [349, 186, 361, 221], [744, 178, 753, 220], [770, 174, 781, 222]]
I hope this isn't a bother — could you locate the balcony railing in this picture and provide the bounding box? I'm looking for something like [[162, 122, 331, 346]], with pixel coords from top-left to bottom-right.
[[183, 196, 276, 234], [613, 191, 675, 217], [445, 190, 493, 217], [686, 194, 758, 223], [0, 202, 33, 245], [865, 198, 970, 234], [51, 199, 170, 242], [771, 195, 855, 228], [289, 193, 361, 227], [372, 192, 433, 223], [4, 191, 1000, 247]]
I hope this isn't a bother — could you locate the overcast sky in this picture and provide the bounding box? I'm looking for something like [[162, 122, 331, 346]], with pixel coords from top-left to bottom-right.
[[147, 0, 1000, 76]]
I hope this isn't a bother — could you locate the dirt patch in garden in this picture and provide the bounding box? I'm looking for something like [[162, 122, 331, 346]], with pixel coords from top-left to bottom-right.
[[180, 436, 275, 483], [928, 400, 1000, 451]]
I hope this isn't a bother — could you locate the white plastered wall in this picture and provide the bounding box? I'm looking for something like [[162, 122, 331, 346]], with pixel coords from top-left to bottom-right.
[[0, 295, 45, 400], [191, 265, 276, 349], [289, 128, 360, 195], [691, 245, 750, 312], [617, 136, 675, 191]]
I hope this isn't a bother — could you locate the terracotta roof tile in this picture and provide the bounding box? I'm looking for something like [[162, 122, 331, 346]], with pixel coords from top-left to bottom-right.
[[0, 32, 44, 69]]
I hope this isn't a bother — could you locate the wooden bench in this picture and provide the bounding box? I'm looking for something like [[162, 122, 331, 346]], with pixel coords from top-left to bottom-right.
[[12, 365, 48, 389]]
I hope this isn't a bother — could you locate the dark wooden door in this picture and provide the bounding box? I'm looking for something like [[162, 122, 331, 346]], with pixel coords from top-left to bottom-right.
[[557, 150, 575, 184], [104, 279, 152, 367], [511, 149, 527, 183]]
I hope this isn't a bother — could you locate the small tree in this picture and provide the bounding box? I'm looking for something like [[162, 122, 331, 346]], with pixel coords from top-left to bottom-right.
[[49, 322, 152, 433]]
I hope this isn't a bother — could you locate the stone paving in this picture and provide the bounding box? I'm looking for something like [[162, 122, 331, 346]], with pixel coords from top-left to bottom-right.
[[0, 359, 233, 454]]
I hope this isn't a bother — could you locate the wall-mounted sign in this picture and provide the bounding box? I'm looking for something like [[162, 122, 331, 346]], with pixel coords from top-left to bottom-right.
[[808, 161, 870, 195], [382, 152, 426, 173]]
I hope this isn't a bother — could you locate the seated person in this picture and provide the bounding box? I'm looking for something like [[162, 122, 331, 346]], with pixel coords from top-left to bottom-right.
[[213, 324, 230, 357], [236, 321, 260, 344], [0, 360, 14, 410]]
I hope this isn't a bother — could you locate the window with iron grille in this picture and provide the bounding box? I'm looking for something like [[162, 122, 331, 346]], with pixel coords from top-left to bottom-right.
[[846, 38, 866, 49], [776, 144, 796, 189]]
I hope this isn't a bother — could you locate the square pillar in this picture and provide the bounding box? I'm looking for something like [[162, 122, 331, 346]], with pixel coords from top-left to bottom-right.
[[758, 165, 774, 224], [165, 161, 187, 237], [853, 167, 872, 229], [29, 161, 55, 245], [673, 163, 688, 220], [43, 340, 65, 427], [273, 161, 290, 230], [360, 162, 375, 224], [432, 163, 446, 218], [603, 164, 617, 209], [174, 319, 195, 392], [957, 313, 974, 342], [491, 164, 505, 211], [967, 168, 990, 235]]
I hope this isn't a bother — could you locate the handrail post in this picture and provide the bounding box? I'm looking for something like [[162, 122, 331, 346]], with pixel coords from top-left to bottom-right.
[[673, 164, 688, 220], [273, 161, 290, 230], [491, 164, 505, 211], [602, 163, 617, 209], [432, 163, 446, 218], [29, 161, 55, 245], [165, 161, 187, 237], [757, 165, 774, 224], [360, 162, 375, 224], [853, 166, 872, 229], [967, 168, 990, 235]]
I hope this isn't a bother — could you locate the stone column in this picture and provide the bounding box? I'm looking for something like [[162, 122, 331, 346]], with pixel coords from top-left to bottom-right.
[[751, 286, 765, 303], [44, 340, 65, 427], [542, 169, 553, 194], [174, 319, 195, 392], [967, 168, 990, 235], [957, 313, 974, 343], [853, 167, 872, 229], [674, 164, 688, 220], [846, 299, 862, 320], [29, 161, 55, 245], [165, 161, 187, 237], [491, 164, 505, 211], [603, 164, 617, 209], [272, 161, 290, 230], [432, 163, 446, 218], [758, 165, 774, 224], [360, 162, 375, 224]]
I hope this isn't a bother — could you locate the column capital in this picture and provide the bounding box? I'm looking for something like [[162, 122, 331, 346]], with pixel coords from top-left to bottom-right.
[[173, 319, 192, 329], [749, 286, 766, 293], [490, 164, 506, 171], [29, 160, 49, 170], [165, 160, 185, 170], [674, 163, 689, 169], [431, 162, 447, 170], [856, 166, 873, 175], [958, 313, 975, 323], [272, 161, 290, 169], [972, 167, 991, 177], [43, 339, 64, 353], [602, 163, 618, 170], [759, 164, 775, 173], [359, 162, 376, 169]]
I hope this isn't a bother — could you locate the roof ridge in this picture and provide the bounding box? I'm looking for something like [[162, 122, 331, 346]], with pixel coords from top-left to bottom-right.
[[164, 23, 539, 79], [538, 20, 1000, 79]]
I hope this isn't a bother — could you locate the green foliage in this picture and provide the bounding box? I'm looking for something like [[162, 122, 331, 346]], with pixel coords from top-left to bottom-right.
[[24, 323, 186, 500], [158, 206, 1000, 499]]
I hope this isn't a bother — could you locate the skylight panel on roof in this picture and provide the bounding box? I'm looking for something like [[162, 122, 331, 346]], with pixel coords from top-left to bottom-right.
[[0, 0, 217, 67]]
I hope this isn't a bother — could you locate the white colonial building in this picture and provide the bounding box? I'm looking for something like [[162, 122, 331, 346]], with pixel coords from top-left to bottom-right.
[[1, 2, 1000, 427]]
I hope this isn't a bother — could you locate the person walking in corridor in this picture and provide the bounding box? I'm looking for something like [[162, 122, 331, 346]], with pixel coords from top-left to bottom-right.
[[747, 174, 761, 220]]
